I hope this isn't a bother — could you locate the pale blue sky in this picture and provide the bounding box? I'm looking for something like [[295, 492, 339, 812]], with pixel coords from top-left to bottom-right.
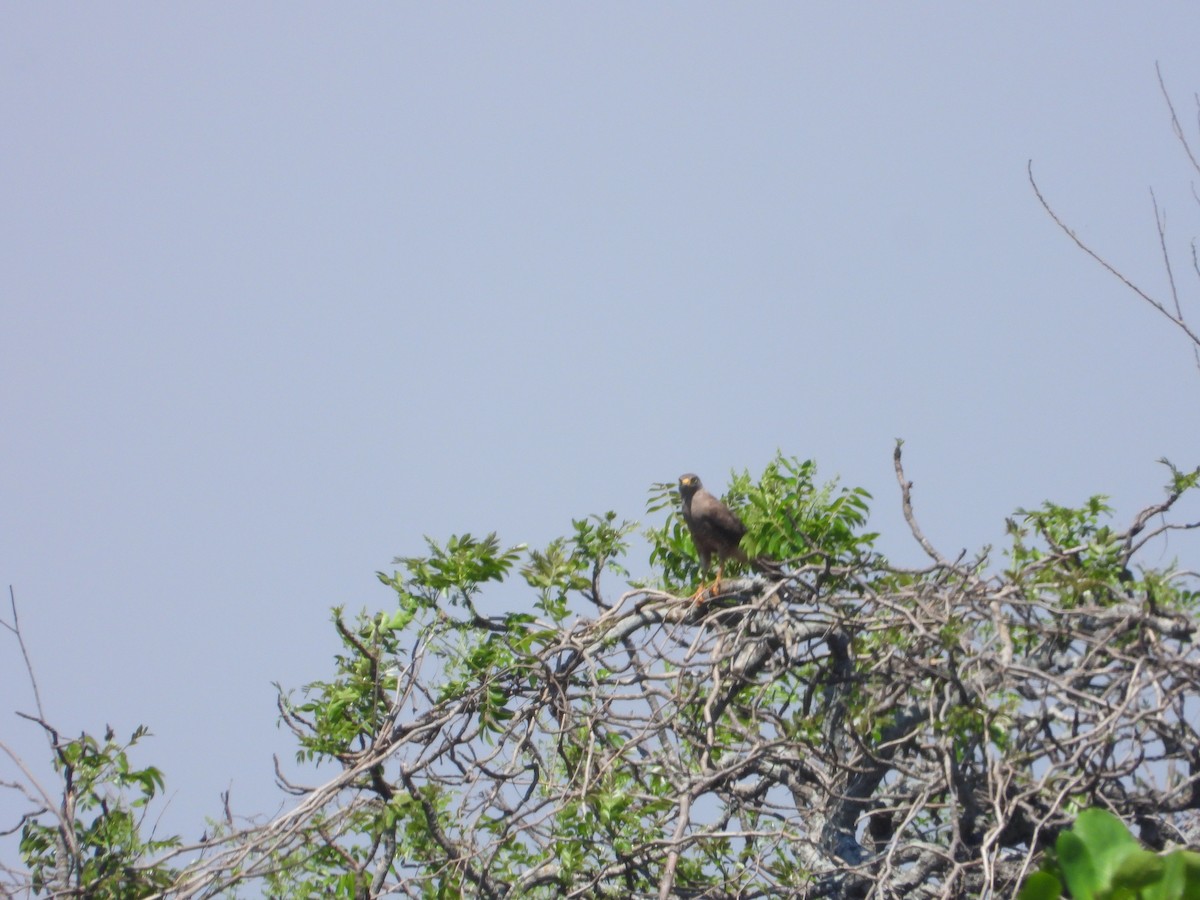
[[3, 5, 1199, 843]]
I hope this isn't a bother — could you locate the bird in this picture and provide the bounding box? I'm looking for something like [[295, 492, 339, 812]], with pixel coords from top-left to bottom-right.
[[678, 473, 776, 598]]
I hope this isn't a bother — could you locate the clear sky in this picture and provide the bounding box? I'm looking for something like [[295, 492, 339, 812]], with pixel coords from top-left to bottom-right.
[[3, 4, 1199, 846]]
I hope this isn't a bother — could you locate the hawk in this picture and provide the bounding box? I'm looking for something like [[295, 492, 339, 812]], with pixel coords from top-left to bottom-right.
[[678, 473, 776, 595]]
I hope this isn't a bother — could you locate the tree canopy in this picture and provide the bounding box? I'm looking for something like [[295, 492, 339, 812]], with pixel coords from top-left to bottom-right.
[[4, 446, 1199, 899]]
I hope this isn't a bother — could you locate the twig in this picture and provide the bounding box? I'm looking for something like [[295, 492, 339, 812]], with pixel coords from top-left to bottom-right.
[[1028, 162, 1200, 369], [1157, 62, 1200, 178], [893, 440, 949, 567], [3, 588, 46, 722]]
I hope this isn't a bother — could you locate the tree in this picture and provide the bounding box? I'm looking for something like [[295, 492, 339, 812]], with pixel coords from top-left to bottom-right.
[[3, 446, 1199, 898]]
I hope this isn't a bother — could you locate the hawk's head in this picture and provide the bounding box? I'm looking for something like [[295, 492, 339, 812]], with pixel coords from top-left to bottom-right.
[[678, 473, 702, 499]]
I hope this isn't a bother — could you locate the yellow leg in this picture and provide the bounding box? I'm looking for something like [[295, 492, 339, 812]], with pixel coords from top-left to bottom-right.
[[691, 562, 727, 604]]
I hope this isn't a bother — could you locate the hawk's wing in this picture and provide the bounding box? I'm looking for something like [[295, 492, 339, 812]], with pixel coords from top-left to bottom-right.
[[690, 488, 748, 563]]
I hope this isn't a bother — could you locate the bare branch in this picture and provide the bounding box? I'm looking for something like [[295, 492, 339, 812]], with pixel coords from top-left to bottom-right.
[[1028, 161, 1200, 358], [1158, 62, 1200, 178], [2, 588, 46, 723], [893, 439, 950, 568]]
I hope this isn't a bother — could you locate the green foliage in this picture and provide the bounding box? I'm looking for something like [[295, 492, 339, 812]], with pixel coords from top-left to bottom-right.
[[19, 725, 179, 898], [1160, 457, 1200, 497], [522, 536, 589, 621], [284, 606, 408, 763], [1007, 495, 1131, 609], [645, 452, 876, 592], [1018, 808, 1200, 900], [731, 454, 875, 565], [1006, 459, 1200, 615], [522, 512, 635, 621], [269, 520, 645, 893], [388, 532, 525, 610]]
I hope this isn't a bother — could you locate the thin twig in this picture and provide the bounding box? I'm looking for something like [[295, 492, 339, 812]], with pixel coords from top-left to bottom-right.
[[1028, 161, 1200, 368], [1152, 188, 1185, 321], [1158, 62, 1200, 178], [4, 588, 46, 722]]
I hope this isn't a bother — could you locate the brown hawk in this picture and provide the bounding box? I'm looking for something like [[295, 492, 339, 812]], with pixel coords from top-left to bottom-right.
[[678, 473, 776, 595]]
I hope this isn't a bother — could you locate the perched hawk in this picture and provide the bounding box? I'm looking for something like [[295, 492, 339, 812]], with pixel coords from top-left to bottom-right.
[[678, 473, 776, 595]]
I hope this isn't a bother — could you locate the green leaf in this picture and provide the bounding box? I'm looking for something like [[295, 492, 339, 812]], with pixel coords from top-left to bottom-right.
[[1016, 871, 1063, 900], [1057, 831, 1097, 900], [1112, 848, 1166, 894], [384, 606, 414, 632], [1177, 850, 1200, 900], [1073, 808, 1141, 889]]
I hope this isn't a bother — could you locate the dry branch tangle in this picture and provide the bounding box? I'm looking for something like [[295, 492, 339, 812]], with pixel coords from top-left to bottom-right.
[[7, 455, 1185, 898], [153, 471, 1200, 899]]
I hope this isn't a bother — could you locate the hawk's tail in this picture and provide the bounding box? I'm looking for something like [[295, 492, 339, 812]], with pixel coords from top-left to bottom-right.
[[750, 555, 785, 577]]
